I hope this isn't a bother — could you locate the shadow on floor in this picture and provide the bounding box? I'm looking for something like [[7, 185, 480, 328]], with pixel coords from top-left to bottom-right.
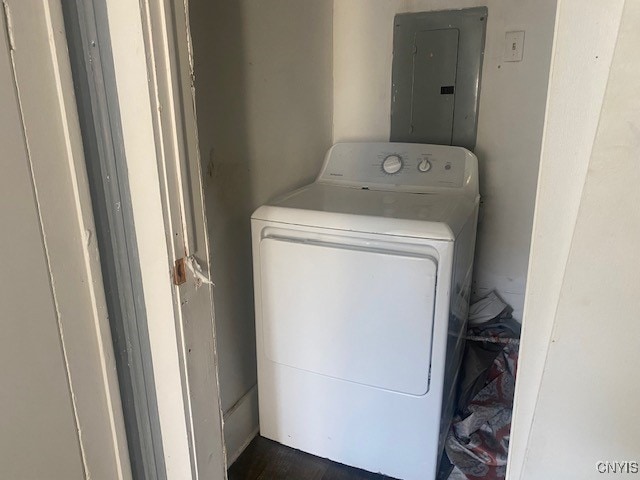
[[228, 436, 397, 480]]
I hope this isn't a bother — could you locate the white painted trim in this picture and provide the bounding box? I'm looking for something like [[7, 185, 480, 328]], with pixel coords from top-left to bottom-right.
[[4, 1, 132, 478], [224, 385, 260, 466], [139, 0, 227, 478], [105, 1, 227, 478], [103, 2, 194, 478]]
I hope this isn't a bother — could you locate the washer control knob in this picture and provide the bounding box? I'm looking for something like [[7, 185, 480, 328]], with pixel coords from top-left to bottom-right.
[[382, 155, 403, 174], [418, 159, 432, 172]]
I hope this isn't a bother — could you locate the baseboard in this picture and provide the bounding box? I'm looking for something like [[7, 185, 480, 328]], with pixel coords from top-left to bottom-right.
[[223, 384, 259, 466]]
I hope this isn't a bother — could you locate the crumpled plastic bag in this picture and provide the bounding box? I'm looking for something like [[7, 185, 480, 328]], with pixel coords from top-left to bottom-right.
[[441, 291, 520, 480]]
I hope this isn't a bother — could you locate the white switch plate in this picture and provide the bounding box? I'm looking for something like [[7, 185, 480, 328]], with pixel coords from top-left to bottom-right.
[[504, 31, 525, 62]]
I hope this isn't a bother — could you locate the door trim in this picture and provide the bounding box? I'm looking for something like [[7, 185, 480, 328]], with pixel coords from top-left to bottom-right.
[[61, 1, 167, 478], [2, 1, 132, 478], [100, 0, 226, 478]]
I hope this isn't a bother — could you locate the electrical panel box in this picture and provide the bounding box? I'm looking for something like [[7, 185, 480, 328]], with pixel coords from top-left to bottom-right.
[[391, 8, 487, 150]]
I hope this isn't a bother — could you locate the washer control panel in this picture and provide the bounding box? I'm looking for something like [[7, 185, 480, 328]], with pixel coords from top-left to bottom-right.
[[318, 142, 476, 193]]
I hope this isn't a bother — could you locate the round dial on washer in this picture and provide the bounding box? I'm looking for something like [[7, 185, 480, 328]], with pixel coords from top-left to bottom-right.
[[382, 154, 403, 174], [418, 159, 432, 172]]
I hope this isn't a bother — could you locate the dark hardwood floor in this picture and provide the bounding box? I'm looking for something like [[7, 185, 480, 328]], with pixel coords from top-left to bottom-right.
[[228, 436, 397, 480]]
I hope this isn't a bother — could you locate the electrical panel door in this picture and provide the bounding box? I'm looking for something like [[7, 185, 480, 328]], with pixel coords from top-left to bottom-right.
[[391, 8, 487, 150], [412, 29, 460, 145]]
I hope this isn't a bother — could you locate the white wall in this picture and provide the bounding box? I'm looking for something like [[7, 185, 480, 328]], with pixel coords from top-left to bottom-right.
[[507, 1, 626, 477], [189, 0, 334, 462], [333, 0, 557, 319], [514, 2, 640, 477]]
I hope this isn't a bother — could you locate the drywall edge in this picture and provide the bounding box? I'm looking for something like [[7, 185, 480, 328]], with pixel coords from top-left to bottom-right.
[[507, 1, 626, 478]]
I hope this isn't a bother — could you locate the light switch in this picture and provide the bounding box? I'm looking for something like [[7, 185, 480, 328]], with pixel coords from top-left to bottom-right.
[[504, 31, 525, 62]]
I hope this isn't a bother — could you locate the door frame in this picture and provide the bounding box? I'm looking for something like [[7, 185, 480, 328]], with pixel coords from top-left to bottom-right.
[[61, 1, 170, 477], [98, 0, 226, 478]]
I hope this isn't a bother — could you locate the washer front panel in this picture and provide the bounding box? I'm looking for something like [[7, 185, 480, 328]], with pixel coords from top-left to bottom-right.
[[259, 231, 437, 396]]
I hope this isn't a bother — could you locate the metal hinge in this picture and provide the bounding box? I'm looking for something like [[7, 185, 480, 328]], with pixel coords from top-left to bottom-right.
[[173, 257, 187, 285], [2, 1, 15, 51]]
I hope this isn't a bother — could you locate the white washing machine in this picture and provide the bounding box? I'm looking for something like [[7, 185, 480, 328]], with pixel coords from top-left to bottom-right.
[[251, 142, 479, 480]]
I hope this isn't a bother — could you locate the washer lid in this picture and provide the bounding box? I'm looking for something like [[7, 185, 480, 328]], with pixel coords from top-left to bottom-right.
[[252, 182, 477, 240]]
